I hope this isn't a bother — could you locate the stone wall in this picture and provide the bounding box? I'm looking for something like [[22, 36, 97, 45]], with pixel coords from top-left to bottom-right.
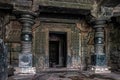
[[107, 23, 120, 71]]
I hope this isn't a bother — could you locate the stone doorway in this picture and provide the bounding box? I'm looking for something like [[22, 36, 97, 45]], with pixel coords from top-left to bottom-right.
[[49, 32, 67, 68]]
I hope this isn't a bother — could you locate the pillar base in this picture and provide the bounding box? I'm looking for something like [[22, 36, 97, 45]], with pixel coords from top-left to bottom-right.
[[91, 66, 111, 73], [14, 67, 36, 74], [18, 53, 36, 74]]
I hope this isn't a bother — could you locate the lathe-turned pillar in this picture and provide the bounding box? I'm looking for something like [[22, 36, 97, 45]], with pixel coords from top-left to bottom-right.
[[18, 11, 36, 73], [91, 18, 111, 73]]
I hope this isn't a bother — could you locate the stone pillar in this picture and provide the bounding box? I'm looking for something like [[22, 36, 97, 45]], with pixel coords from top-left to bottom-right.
[[0, 14, 10, 80], [18, 11, 36, 74], [91, 18, 110, 73]]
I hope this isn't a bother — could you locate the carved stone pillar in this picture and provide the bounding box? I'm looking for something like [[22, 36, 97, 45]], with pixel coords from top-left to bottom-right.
[[18, 11, 36, 73], [91, 18, 110, 73]]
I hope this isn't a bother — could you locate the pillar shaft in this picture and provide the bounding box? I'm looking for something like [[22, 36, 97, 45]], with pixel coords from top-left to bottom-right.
[[19, 13, 35, 54], [18, 12, 36, 73]]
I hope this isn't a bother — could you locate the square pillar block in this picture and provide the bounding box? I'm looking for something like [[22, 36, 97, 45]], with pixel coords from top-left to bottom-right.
[[19, 53, 32, 67], [17, 53, 36, 74], [91, 54, 106, 66], [91, 54, 111, 73]]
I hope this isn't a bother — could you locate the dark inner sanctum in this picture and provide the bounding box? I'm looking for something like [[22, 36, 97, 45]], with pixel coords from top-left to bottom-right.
[[49, 32, 67, 68]]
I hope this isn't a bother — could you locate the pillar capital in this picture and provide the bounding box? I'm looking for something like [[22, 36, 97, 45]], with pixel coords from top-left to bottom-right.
[[14, 10, 37, 20], [19, 14, 35, 26], [15, 11, 37, 25], [93, 19, 107, 29], [17, 11, 37, 18]]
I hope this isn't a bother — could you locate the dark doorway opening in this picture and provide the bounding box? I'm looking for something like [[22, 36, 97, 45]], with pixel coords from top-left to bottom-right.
[[49, 32, 67, 68]]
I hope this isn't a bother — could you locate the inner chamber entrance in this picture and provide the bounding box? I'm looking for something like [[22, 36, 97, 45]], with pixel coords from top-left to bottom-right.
[[49, 32, 67, 68]]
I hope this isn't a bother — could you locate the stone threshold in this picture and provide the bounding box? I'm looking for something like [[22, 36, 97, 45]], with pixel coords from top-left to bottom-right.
[[14, 67, 81, 74], [38, 68, 80, 73]]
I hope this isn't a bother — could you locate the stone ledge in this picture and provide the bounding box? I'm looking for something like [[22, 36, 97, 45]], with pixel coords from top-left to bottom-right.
[[37, 1, 92, 10]]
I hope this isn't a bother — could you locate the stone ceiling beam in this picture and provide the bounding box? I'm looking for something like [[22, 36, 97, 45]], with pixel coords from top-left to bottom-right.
[[39, 5, 90, 15], [40, 17, 78, 24], [33, 0, 93, 11], [0, 2, 13, 13]]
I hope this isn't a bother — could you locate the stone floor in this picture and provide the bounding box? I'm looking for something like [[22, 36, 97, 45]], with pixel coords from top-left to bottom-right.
[[8, 71, 120, 80]]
